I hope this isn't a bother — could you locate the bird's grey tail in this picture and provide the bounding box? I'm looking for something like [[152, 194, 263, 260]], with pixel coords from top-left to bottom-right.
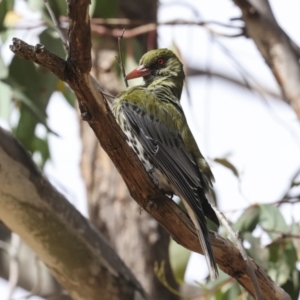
[[195, 220, 218, 280], [181, 198, 219, 280]]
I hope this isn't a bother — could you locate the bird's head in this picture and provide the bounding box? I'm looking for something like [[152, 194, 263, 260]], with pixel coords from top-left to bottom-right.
[[126, 49, 185, 87]]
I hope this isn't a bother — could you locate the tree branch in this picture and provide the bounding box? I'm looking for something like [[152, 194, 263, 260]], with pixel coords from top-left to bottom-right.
[[211, 204, 263, 300], [186, 67, 283, 100], [232, 0, 300, 118], [0, 127, 148, 300], [4, 0, 290, 298], [8, 37, 290, 300], [0, 223, 71, 300]]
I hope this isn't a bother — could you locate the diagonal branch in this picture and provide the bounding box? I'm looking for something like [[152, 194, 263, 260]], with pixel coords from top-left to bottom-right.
[[233, 0, 300, 118], [0, 127, 148, 300], [8, 37, 290, 300], [4, 0, 290, 299]]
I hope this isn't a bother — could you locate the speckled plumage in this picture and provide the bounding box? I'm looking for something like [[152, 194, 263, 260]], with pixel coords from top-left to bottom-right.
[[112, 49, 219, 279]]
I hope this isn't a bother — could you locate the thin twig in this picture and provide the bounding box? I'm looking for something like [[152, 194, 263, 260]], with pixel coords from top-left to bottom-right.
[[43, 0, 68, 52], [263, 227, 300, 240], [90, 18, 244, 29], [211, 204, 264, 300], [116, 29, 128, 87]]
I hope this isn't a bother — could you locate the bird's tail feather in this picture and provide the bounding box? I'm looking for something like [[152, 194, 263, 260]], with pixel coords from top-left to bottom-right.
[[195, 220, 218, 280], [184, 201, 218, 280]]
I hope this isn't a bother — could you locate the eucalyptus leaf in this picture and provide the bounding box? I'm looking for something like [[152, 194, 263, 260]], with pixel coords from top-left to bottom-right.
[[281, 273, 300, 300], [8, 53, 57, 157], [214, 158, 239, 178], [243, 232, 268, 269], [221, 281, 241, 300], [93, 0, 119, 18], [40, 27, 65, 58], [0, 0, 8, 29], [57, 81, 76, 107], [234, 205, 260, 233], [28, 0, 44, 12], [259, 204, 288, 239], [32, 136, 50, 167], [0, 27, 14, 43], [267, 240, 297, 288], [284, 241, 297, 271], [169, 239, 191, 283]]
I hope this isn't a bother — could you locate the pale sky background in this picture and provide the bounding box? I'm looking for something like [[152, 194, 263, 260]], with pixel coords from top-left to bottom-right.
[[1, 0, 300, 298]]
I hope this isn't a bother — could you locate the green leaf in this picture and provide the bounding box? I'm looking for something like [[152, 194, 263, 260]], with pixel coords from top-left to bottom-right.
[[93, 0, 119, 18], [259, 204, 288, 239], [50, 0, 67, 18], [29, 0, 66, 22], [28, 0, 44, 12], [284, 241, 297, 271], [243, 232, 268, 269], [7, 54, 57, 157], [291, 181, 300, 188], [39, 27, 65, 58], [267, 241, 297, 287], [221, 281, 241, 300], [0, 0, 7, 30], [234, 205, 260, 233], [281, 270, 300, 300], [204, 272, 243, 300], [269, 262, 290, 286], [268, 242, 280, 263], [169, 239, 191, 283], [214, 158, 239, 178], [12, 89, 47, 121], [57, 80, 76, 107], [0, 27, 14, 43], [32, 136, 50, 167], [0, 0, 14, 30]]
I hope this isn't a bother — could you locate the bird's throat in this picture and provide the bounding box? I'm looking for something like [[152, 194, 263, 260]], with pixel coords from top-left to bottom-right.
[[147, 77, 184, 101]]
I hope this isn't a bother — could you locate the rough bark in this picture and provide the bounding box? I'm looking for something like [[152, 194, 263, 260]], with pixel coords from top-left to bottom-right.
[[8, 12, 290, 300], [0, 120, 290, 299], [0, 128, 147, 300], [6, 0, 291, 298], [233, 0, 300, 118], [81, 123, 178, 300], [0, 223, 71, 300], [80, 1, 179, 299]]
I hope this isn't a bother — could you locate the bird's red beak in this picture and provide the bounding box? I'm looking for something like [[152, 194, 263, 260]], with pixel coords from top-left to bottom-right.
[[126, 65, 151, 80]]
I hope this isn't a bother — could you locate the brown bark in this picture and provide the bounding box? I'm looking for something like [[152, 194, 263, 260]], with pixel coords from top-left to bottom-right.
[[80, 2, 179, 297], [81, 124, 179, 300], [0, 223, 71, 300], [0, 127, 147, 300], [9, 36, 291, 299], [233, 0, 300, 118], [8, 0, 291, 298]]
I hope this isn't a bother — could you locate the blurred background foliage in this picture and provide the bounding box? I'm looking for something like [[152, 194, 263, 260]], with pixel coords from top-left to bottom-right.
[[1, 0, 300, 299]]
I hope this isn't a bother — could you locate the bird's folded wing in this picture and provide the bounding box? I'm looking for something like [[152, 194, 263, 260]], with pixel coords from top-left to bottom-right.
[[121, 100, 209, 224]]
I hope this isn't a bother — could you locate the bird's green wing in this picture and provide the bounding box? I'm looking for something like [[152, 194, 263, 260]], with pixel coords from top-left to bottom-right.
[[120, 90, 219, 226]]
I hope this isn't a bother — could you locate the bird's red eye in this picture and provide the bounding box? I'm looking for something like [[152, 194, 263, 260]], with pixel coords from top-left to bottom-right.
[[157, 58, 164, 65]]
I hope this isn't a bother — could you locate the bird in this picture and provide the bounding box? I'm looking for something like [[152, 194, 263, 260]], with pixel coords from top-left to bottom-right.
[[112, 48, 219, 279]]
